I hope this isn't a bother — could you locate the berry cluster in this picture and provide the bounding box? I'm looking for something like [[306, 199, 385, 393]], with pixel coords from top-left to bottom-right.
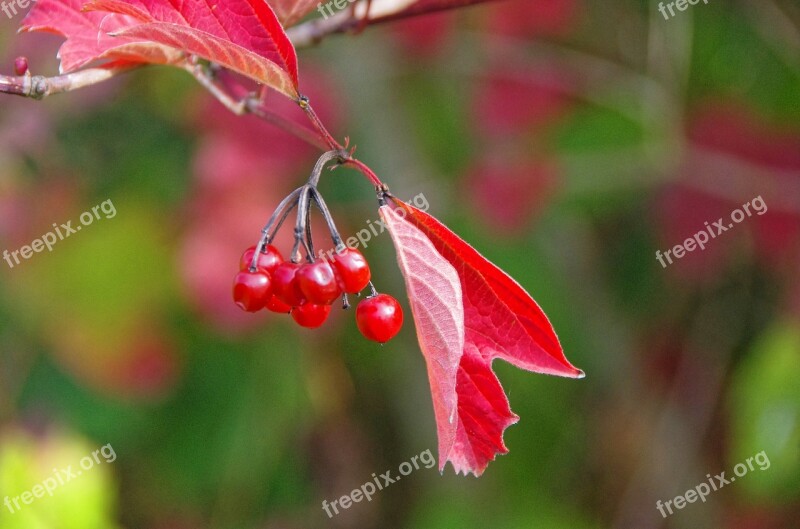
[[232, 152, 403, 343]]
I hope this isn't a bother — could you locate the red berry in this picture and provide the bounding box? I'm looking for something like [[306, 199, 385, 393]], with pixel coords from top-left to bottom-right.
[[331, 248, 371, 294], [240, 244, 283, 273], [356, 294, 403, 343], [14, 57, 28, 76], [265, 295, 292, 314], [291, 303, 331, 329], [232, 271, 272, 312], [297, 260, 341, 305], [272, 262, 306, 307]]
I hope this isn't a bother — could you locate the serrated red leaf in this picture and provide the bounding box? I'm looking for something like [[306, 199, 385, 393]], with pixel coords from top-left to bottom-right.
[[19, 0, 182, 73], [22, 0, 299, 98], [383, 199, 583, 476], [380, 205, 464, 469]]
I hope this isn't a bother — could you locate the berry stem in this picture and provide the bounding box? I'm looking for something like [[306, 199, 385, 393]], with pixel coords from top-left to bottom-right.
[[308, 149, 347, 187], [254, 186, 303, 269], [310, 188, 345, 250], [293, 185, 315, 263], [367, 281, 378, 298]]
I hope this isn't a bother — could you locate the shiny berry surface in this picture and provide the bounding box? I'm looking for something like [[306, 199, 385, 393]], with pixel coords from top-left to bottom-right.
[[356, 294, 404, 343], [232, 271, 272, 312], [297, 261, 341, 305], [291, 303, 331, 328], [331, 248, 371, 294], [240, 244, 283, 273], [272, 262, 306, 307], [265, 295, 292, 314]]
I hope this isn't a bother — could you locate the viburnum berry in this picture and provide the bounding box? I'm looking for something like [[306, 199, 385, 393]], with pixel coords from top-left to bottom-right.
[[14, 57, 28, 76], [331, 248, 371, 294], [297, 260, 341, 305], [356, 294, 404, 343], [240, 244, 283, 273], [291, 303, 331, 329], [272, 262, 306, 307], [265, 295, 292, 313], [232, 270, 273, 312]]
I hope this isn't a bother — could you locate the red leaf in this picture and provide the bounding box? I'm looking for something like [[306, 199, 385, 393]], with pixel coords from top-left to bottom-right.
[[380, 205, 465, 470], [22, 0, 299, 98], [382, 200, 583, 476], [20, 0, 182, 73]]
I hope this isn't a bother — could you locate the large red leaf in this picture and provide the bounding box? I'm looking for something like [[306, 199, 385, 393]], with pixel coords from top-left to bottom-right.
[[22, 0, 299, 98], [382, 199, 583, 476], [380, 205, 464, 469], [20, 0, 182, 73]]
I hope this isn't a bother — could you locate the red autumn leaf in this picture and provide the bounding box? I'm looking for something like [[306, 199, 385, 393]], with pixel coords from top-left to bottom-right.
[[19, 0, 182, 73], [380, 205, 465, 468], [22, 0, 299, 98], [268, 0, 320, 27], [382, 199, 583, 476]]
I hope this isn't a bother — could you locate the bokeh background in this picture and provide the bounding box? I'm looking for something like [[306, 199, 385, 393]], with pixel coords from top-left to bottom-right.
[[1, 0, 799, 528]]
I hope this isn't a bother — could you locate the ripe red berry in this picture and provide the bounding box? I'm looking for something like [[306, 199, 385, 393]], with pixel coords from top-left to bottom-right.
[[291, 303, 331, 329], [232, 271, 272, 312], [240, 244, 283, 273], [265, 295, 292, 313], [331, 248, 371, 294], [14, 57, 28, 76], [356, 294, 403, 343], [297, 260, 341, 305], [272, 262, 306, 307]]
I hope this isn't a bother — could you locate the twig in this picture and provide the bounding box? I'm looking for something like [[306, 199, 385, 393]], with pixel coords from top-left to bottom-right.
[[186, 61, 330, 151], [0, 62, 138, 99], [287, 0, 505, 48]]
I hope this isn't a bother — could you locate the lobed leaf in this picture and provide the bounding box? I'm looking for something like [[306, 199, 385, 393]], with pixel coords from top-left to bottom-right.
[[384, 199, 583, 476], [380, 205, 465, 471]]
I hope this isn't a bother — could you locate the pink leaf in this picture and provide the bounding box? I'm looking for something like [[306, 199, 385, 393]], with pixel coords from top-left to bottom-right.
[[379, 205, 465, 471], [383, 199, 584, 476], [19, 0, 182, 73], [22, 0, 299, 98]]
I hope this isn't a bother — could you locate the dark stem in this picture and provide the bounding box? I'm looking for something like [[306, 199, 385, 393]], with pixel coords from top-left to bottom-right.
[[253, 187, 304, 269], [308, 149, 348, 187], [310, 188, 345, 249], [293, 185, 315, 263]]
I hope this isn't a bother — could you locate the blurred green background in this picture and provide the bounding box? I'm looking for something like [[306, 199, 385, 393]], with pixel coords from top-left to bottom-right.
[[1, 1, 799, 528]]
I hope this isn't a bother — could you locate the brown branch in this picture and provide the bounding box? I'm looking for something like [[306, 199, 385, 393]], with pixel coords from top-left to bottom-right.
[[0, 62, 139, 99], [287, 0, 505, 48]]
